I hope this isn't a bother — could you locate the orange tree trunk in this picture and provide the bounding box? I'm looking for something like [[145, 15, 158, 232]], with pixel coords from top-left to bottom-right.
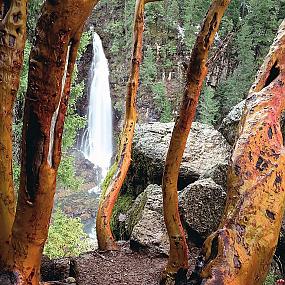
[[2, 1, 98, 284], [96, 0, 161, 251], [192, 19, 285, 285], [160, 1, 230, 284], [0, 0, 27, 265]]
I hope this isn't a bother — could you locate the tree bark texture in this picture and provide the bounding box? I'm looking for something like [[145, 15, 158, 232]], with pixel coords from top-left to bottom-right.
[[0, 0, 27, 265], [2, 1, 98, 284], [160, 1, 230, 284], [194, 20, 285, 285], [96, 0, 161, 251]]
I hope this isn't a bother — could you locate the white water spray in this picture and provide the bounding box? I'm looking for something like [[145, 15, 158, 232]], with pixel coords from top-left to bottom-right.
[[81, 32, 113, 182]]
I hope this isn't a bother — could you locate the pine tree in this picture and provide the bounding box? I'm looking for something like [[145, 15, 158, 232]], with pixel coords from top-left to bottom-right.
[[198, 86, 219, 125]]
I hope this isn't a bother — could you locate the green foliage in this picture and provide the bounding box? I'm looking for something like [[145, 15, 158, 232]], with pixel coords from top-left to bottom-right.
[[12, 120, 23, 188], [12, 162, 21, 190], [13, 41, 31, 189], [216, 0, 281, 116], [44, 208, 90, 258], [27, 0, 44, 38], [77, 31, 92, 59], [152, 81, 172, 123], [140, 46, 157, 84], [198, 86, 219, 125], [182, 0, 211, 49], [57, 156, 84, 191], [263, 266, 282, 285], [18, 41, 31, 101]]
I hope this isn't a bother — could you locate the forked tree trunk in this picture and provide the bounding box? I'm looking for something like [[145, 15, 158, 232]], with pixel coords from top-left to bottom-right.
[[96, 0, 161, 251], [0, 0, 27, 265], [193, 19, 285, 285], [1, 1, 98, 284], [160, 1, 230, 284]]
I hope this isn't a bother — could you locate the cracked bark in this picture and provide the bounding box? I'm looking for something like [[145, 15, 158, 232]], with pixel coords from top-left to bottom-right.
[[0, 1, 98, 284], [194, 20, 285, 285], [160, 1, 230, 284], [96, 0, 161, 251]]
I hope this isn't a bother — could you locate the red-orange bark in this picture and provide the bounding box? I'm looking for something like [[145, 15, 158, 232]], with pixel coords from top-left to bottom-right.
[[0, 0, 27, 265], [195, 20, 285, 285], [96, 0, 161, 251], [2, 1, 98, 284], [160, 1, 230, 284]]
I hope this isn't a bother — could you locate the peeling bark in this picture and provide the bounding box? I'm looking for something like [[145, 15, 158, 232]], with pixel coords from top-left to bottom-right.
[[0, 0, 27, 266], [160, 1, 230, 284], [195, 20, 285, 285], [1, 1, 98, 284], [96, 0, 161, 251]]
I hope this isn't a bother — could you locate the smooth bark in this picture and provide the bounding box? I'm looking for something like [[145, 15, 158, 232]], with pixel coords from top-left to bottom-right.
[[160, 1, 230, 284], [0, 0, 27, 265], [195, 20, 285, 285], [96, 0, 161, 251], [2, 1, 98, 284]]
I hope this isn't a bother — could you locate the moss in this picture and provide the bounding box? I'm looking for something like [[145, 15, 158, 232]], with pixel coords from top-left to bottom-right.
[[125, 190, 149, 238], [100, 161, 118, 200], [110, 194, 134, 240]]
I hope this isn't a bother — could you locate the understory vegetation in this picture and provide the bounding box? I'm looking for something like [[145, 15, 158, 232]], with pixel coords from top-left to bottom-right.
[[44, 208, 91, 258]]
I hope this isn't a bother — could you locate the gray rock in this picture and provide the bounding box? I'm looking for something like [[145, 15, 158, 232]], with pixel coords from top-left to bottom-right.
[[124, 122, 231, 196], [125, 189, 150, 239], [129, 184, 169, 256], [65, 276, 76, 284], [218, 100, 245, 145], [129, 179, 227, 256], [219, 99, 285, 146], [200, 162, 228, 189], [179, 178, 226, 238]]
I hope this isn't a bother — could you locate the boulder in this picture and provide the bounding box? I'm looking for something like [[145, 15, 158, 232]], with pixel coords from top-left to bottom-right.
[[219, 100, 285, 146], [218, 100, 245, 145], [128, 184, 169, 256], [199, 162, 228, 190], [179, 178, 226, 239], [127, 179, 227, 255], [124, 122, 231, 196]]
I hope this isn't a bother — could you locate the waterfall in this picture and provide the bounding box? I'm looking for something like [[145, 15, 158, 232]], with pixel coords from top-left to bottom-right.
[[81, 32, 113, 184]]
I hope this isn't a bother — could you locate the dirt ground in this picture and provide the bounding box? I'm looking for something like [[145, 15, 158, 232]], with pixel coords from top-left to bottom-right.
[[41, 242, 202, 285], [73, 244, 168, 285]]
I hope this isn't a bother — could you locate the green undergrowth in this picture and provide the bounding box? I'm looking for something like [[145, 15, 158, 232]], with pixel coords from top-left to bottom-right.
[[264, 266, 282, 285], [44, 208, 91, 259]]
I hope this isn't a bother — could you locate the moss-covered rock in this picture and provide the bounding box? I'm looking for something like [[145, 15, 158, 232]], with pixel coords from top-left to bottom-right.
[[110, 194, 134, 240]]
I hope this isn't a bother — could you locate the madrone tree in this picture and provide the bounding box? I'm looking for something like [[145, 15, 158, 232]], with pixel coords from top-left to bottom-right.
[[96, 0, 161, 250], [0, 0, 27, 264], [0, 0, 97, 284], [160, 0, 230, 284], [194, 19, 285, 285]]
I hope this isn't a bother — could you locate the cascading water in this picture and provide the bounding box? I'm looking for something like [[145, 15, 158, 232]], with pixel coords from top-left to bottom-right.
[[81, 32, 113, 188]]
